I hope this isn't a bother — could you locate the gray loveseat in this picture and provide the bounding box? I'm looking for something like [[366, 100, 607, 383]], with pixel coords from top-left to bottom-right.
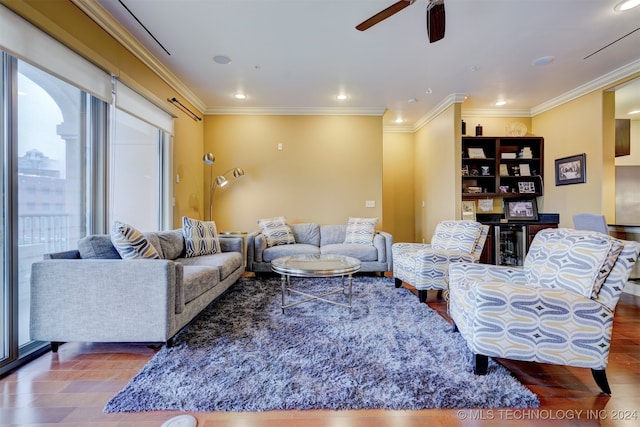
[[30, 229, 244, 350], [247, 223, 393, 273]]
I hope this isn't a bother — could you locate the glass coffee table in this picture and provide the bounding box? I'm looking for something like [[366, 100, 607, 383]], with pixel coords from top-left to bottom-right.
[[271, 254, 361, 313]]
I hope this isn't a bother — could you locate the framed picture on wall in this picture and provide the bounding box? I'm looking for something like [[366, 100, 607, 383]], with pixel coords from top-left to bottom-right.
[[555, 153, 586, 185], [504, 198, 538, 221]]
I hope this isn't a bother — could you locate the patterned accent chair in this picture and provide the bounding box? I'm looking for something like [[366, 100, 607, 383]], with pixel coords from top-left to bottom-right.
[[392, 220, 489, 302], [448, 228, 640, 394]]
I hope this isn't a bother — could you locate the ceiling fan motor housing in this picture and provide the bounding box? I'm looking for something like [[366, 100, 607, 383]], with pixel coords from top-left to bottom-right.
[[426, 1, 446, 43]]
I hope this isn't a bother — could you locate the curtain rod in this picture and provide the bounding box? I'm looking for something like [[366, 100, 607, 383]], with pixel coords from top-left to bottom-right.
[[168, 97, 202, 121]]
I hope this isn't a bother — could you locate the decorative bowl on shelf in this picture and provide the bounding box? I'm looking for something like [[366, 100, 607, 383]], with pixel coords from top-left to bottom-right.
[[505, 122, 527, 136]]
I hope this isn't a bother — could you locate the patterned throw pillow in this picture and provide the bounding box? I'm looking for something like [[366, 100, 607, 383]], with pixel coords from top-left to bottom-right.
[[525, 228, 623, 299], [182, 216, 221, 257], [431, 221, 481, 253], [344, 217, 378, 245], [110, 221, 160, 260], [257, 216, 296, 247]]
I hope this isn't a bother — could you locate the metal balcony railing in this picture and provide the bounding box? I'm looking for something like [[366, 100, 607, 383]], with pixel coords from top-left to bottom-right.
[[18, 214, 72, 254]]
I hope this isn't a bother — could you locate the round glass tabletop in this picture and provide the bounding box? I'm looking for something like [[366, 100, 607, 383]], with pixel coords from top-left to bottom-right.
[[271, 254, 361, 277]]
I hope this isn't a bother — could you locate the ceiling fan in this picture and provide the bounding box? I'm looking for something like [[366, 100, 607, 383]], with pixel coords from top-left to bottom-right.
[[355, 0, 446, 43]]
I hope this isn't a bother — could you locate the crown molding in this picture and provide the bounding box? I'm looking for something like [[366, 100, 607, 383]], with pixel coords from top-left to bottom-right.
[[205, 106, 386, 116], [71, 0, 206, 113], [410, 93, 468, 132], [530, 59, 640, 116], [461, 108, 533, 118]]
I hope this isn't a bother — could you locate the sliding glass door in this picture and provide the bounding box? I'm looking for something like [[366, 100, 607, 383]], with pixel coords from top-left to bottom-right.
[[1, 54, 105, 374]]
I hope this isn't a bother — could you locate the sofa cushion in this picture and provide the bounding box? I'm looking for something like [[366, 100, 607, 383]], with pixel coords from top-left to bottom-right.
[[258, 216, 295, 247], [181, 266, 221, 304], [320, 224, 347, 246], [182, 217, 221, 257], [110, 221, 160, 260], [524, 228, 623, 298], [155, 229, 185, 260], [263, 244, 320, 262], [344, 217, 378, 245], [77, 234, 121, 259], [291, 223, 321, 246], [322, 243, 377, 261], [178, 251, 243, 281]]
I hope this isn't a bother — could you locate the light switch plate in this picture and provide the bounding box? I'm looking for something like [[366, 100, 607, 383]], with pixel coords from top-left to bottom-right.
[[365, 200, 375, 208]]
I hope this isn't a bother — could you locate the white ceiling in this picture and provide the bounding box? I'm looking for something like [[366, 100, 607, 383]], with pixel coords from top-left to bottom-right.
[[89, 0, 640, 129]]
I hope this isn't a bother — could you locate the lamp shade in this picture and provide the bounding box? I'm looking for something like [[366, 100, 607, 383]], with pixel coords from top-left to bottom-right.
[[216, 175, 229, 187], [203, 152, 215, 164]]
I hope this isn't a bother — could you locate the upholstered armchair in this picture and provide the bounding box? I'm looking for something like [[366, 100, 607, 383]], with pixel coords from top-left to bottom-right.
[[448, 228, 640, 394], [392, 220, 489, 302]]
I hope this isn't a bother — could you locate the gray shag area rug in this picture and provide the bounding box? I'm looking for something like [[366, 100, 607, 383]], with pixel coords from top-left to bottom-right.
[[104, 276, 539, 412]]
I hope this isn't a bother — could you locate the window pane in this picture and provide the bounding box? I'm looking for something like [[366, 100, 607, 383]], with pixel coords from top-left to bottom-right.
[[17, 61, 88, 347], [110, 109, 160, 231]]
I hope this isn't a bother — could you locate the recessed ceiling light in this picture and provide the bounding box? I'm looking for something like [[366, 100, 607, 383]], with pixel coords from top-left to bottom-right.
[[425, 88, 433, 94], [629, 109, 640, 115], [532, 56, 555, 66], [394, 118, 404, 123], [234, 93, 246, 100], [614, 0, 640, 12], [336, 94, 348, 100], [213, 55, 232, 65], [495, 100, 507, 106]]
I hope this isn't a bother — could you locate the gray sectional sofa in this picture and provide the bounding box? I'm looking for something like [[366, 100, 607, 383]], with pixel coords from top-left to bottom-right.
[[247, 223, 393, 273], [30, 229, 244, 350]]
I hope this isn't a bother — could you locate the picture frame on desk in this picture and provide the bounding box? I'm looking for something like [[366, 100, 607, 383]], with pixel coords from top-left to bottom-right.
[[517, 181, 536, 194], [555, 153, 586, 186], [504, 198, 539, 221], [461, 200, 476, 221]]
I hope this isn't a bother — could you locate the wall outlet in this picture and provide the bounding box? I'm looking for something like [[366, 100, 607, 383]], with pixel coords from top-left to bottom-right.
[[365, 200, 375, 208], [277, 143, 283, 151]]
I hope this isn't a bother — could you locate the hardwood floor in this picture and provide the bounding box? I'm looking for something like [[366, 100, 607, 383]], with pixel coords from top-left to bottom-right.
[[1, 286, 638, 427]]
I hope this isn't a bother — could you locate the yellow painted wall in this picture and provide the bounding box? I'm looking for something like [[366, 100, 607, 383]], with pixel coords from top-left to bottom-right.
[[382, 132, 415, 243], [532, 91, 614, 226], [204, 115, 383, 233], [414, 104, 460, 242], [2, 0, 206, 229]]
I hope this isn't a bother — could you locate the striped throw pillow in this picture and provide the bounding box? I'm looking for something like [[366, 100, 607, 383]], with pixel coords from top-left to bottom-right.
[[344, 217, 378, 245], [182, 216, 221, 257], [110, 221, 160, 260], [257, 216, 295, 247]]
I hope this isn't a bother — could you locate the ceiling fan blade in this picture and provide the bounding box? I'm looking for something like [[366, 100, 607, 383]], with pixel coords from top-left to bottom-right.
[[356, 0, 415, 31], [426, 1, 446, 43]]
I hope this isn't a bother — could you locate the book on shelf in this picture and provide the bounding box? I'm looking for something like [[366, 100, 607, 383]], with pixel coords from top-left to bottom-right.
[[501, 153, 517, 159], [519, 147, 533, 159]]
